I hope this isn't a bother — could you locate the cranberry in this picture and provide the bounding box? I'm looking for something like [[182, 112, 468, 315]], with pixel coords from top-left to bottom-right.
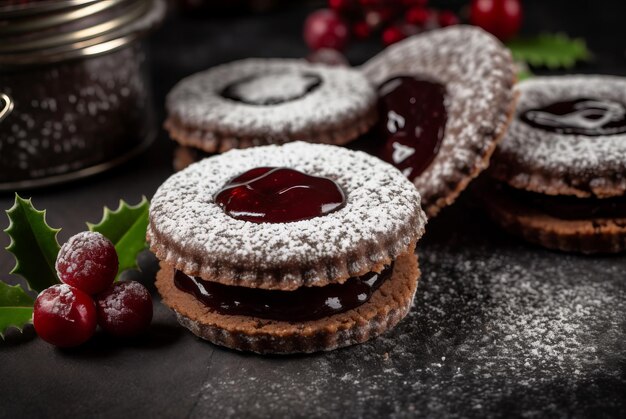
[[304, 9, 350, 51], [352, 20, 371, 39], [215, 167, 346, 223], [470, 0, 522, 41], [401, 0, 428, 6], [405, 7, 430, 25], [382, 25, 407, 46], [95, 281, 153, 337], [438, 10, 459, 27], [33, 284, 97, 347], [56, 231, 118, 295], [328, 0, 354, 12], [306, 48, 349, 66]]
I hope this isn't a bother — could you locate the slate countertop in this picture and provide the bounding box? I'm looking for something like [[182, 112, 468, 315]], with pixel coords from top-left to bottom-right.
[[1, 1, 625, 418]]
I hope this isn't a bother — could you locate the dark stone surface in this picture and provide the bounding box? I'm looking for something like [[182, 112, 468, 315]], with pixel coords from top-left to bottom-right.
[[1, 1, 625, 418]]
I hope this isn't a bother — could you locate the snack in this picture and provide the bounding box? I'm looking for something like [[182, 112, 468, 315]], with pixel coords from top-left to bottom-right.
[[484, 75, 626, 253], [149, 142, 427, 353], [164, 59, 377, 154], [359, 25, 517, 217]]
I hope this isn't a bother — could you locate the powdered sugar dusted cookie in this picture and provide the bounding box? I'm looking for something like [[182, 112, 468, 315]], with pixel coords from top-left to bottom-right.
[[165, 59, 378, 153], [149, 142, 427, 353], [484, 75, 626, 254], [360, 26, 516, 217]]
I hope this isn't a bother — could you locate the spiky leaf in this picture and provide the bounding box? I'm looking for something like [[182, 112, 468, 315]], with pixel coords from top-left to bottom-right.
[[0, 281, 34, 338], [87, 197, 149, 277], [507, 33, 591, 69], [4, 194, 61, 292]]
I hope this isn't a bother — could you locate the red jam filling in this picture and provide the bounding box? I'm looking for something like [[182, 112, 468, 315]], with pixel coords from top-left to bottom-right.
[[214, 167, 346, 223], [174, 264, 393, 322], [372, 76, 447, 180], [520, 98, 626, 136]]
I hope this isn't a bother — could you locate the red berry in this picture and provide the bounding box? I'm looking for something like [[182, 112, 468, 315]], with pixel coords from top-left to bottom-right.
[[405, 7, 430, 25], [56, 231, 118, 295], [470, 0, 522, 41], [33, 284, 97, 347], [382, 25, 406, 46], [304, 9, 350, 51], [438, 10, 459, 27], [401, 0, 428, 6], [306, 48, 349, 67], [328, 0, 354, 12], [95, 281, 153, 337], [352, 20, 371, 39]]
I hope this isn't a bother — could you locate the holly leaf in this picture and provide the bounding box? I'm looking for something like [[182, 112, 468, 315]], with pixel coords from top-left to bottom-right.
[[87, 197, 149, 278], [4, 194, 61, 293], [507, 33, 591, 69], [0, 281, 34, 338]]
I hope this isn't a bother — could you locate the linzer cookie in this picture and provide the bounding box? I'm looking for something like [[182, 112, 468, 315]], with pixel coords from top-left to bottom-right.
[[485, 75, 626, 253], [148, 142, 426, 353], [359, 26, 517, 217], [164, 59, 378, 153]]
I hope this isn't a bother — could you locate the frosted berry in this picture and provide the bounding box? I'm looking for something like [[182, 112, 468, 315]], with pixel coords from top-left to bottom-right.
[[56, 231, 118, 295], [328, 0, 354, 12], [304, 9, 350, 51], [33, 284, 97, 347], [95, 281, 153, 337], [470, 0, 522, 41], [352, 20, 371, 39]]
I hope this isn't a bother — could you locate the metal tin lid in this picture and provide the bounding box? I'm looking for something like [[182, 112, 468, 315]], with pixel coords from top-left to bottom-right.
[[0, 0, 165, 67]]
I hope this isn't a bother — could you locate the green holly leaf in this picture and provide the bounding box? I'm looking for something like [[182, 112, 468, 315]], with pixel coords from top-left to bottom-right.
[[87, 197, 149, 278], [4, 194, 61, 293], [0, 281, 34, 338], [507, 33, 591, 69]]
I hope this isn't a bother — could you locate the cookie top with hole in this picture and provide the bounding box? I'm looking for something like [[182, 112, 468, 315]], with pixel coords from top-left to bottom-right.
[[148, 142, 426, 291], [489, 75, 626, 198]]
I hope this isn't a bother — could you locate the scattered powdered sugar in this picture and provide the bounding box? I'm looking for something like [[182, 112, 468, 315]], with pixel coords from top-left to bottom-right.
[[361, 26, 515, 209], [495, 75, 626, 183], [149, 142, 426, 287], [186, 236, 624, 418], [166, 58, 376, 137], [227, 73, 320, 105]]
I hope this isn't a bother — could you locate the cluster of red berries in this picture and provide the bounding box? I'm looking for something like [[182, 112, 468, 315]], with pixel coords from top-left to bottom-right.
[[303, 0, 522, 52], [33, 231, 153, 348]]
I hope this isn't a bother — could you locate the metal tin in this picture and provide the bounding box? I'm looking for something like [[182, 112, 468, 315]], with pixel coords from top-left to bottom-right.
[[0, 0, 165, 190]]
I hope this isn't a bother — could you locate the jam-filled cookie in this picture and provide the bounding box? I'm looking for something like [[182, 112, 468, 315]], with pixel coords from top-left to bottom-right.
[[164, 59, 378, 154], [149, 142, 426, 353], [484, 75, 626, 253], [359, 26, 517, 217]]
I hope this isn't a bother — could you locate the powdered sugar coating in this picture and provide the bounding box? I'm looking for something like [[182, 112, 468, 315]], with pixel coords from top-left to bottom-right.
[[148, 142, 426, 290], [491, 75, 626, 198], [361, 26, 516, 216], [36, 284, 76, 320], [166, 58, 377, 142]]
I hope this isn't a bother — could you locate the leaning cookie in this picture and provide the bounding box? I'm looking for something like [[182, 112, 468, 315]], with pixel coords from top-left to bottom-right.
[[360, 26, 517, 217], [165, 59, 378, 153], [484, 75, 626, 253], [149, 142, 427, 353]]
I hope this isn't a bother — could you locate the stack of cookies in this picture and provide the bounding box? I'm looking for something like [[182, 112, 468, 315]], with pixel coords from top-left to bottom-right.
[[484, 75, 626, 253], [149, 142, 426, 353]]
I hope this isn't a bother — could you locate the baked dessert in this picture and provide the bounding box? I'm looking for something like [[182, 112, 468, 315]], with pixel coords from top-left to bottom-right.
[[358, 25, 517, 217], [149, 142, 427, 353], [484, 75, 626, 253], [164, 59, 378, 154]]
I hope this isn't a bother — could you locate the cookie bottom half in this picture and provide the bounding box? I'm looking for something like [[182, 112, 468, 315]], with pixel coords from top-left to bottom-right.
[[483, 183, 626, 254], [156, 251, 420, 354]]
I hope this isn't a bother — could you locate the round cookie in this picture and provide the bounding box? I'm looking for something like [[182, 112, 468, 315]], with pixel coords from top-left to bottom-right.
[[165, 59, 378, 153], [489, 75, 626, 198], [360, 25, 517, 217], [149, 142, 426, 353], [484, 75, 626, 254], [149, 142, 425, 290]]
